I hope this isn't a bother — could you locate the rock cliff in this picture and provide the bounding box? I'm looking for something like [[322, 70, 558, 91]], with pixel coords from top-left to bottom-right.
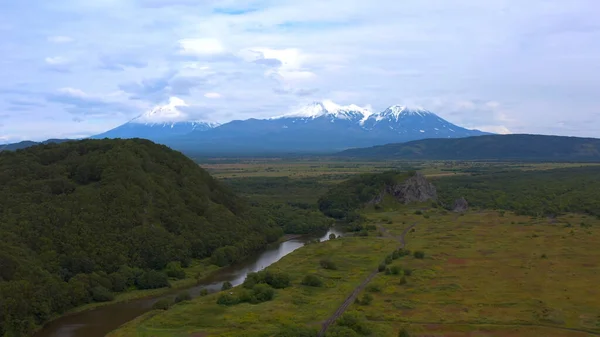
[[372, 172, 438, 204]]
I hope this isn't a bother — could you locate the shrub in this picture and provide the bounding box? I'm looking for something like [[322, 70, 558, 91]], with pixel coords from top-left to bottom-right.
[[264, 271, 291, 289], [329, 233, 337, 240], [378, 263, 386, 272], [390, 266, 401, 275], [243, 272, 262, 289], [251, 284, 275, 303], [357, 230, 369, 237], [357, 293, 373, 305], [243, 271, 291, 289], [174, 291, 191, 303], [199, 288, 209, 296], [216, 293, 239, 306], [398, 328, 411, 337], [366, 284, 381, 293], [275, 325, 319, 337], [403, 268, 413, 277], [541, 253, 548, 259], [91, 286, 114, 302], [414, 210, 423, 215], [413, 251, 425, 259], [336, 312, 371, 335], [392, 250, 400, 259], [152, 298, 171, 310], [326, 326, 359, 337], [384, 255, 393, 265], [302, 274, 323, 287], [385, 267, 392, 275], [221, 281, 233, 290], [165, 261, 186, 280], [320, 259, 337, 270]]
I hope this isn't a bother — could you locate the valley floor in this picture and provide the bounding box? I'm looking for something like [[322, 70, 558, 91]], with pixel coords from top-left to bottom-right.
[[108, 207, 600, 337]]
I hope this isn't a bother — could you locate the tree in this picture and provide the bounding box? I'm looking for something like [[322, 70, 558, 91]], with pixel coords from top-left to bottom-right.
[[221, 281, 233, 291]]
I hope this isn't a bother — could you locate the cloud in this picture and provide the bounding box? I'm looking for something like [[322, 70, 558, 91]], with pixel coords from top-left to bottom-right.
[[473, 125, 512, 134], [44, 56, 72, 72], [98, 54, 148, 71], [2, 0, 600, 140], [48, 36, 74, 43], [45, 87, 135, 117], [44, 57, 69, 65], [204, 92, 222, 98], [178, 38, 226, 56]]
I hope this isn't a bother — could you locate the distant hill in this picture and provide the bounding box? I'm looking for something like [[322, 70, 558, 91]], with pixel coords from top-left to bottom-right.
[[0, 138, 73, 151], [336, 134, 600, 161], [0, 139, 281, 336]]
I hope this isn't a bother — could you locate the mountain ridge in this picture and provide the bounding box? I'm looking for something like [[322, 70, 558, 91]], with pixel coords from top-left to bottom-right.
[[335, 134, 600, 161]]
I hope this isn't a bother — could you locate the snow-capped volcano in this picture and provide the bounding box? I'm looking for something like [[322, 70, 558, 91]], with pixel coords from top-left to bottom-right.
[[92, 97, 218, 141], [272, 100, 372, 122], [93, 99, 489, 153]]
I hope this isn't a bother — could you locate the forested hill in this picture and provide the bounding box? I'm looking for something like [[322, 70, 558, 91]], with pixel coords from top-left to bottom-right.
[[0, 139, 281, 336], [336, 134, 600, 161]]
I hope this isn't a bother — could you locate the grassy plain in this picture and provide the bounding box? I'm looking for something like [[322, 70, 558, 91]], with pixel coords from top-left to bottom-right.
[[108, 236, 398, 337], [359, 207, 600, 336], [109, 206, 600, 336], [200, 158, 598, 179], [109, 160, 600, 336]]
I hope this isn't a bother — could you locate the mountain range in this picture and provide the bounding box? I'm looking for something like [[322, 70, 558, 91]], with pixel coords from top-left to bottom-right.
[[336, 134, 600, 161], [107, 100, 487, 154], [2, 99, 489, 154]]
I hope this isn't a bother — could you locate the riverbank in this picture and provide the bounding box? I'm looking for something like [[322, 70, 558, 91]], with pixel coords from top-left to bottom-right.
[[33, 228, 344, 337], [108, 207, 600, 337], [108, 234, 398, 337]]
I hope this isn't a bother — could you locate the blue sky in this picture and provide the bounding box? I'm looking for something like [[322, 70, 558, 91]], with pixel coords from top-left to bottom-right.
[[1, 0, 599, 142]]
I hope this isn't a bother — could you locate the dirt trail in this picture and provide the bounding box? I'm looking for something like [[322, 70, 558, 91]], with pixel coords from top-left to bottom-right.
[[316, 223, 416, 337]]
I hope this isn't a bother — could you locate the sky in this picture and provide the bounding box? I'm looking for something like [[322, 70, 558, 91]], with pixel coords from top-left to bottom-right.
[[1, 0, 599, 142]]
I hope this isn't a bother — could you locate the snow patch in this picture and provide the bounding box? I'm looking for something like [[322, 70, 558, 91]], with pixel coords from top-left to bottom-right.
[[271, 100, 372, 121]]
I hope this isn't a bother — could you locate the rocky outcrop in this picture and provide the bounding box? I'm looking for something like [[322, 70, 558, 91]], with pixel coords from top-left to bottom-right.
[[373, 172, 437, 205], [453, 197, 469, 212]]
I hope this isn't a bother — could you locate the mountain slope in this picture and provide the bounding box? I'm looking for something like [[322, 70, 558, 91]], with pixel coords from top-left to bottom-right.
[[168, 102, 488, 155], [336, 134, 600, 161], [91, 97, 218, 141], [362, 105, 486, 139], [0, 138, 73, 151], [0, 139, 280, 336]]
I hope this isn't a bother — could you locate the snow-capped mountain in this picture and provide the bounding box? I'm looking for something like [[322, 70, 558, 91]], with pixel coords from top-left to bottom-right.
[[92, 99, 489, 154], [361, 105, 483, 138], [162, 101, 489, 154], [91, 97, 219, 141], [272, 100, 372, 123]]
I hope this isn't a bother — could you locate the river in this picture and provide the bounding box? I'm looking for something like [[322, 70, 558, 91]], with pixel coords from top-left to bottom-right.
[[34, 227, 345, 337]]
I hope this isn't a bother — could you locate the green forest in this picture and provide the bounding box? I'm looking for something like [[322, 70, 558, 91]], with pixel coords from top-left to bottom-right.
[[0, 139, 286, 336], [435, 166, 600, 217], [317, 171, 411, 220]]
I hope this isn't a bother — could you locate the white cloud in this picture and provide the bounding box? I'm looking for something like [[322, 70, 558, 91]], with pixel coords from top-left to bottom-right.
[[178, 38, 225, 56], [204, 92, 222, 98], [45, 56, 69, 65], [48, 36, 74, 43], [474, 125, 512, 134], [2, 0, 600, 140]]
